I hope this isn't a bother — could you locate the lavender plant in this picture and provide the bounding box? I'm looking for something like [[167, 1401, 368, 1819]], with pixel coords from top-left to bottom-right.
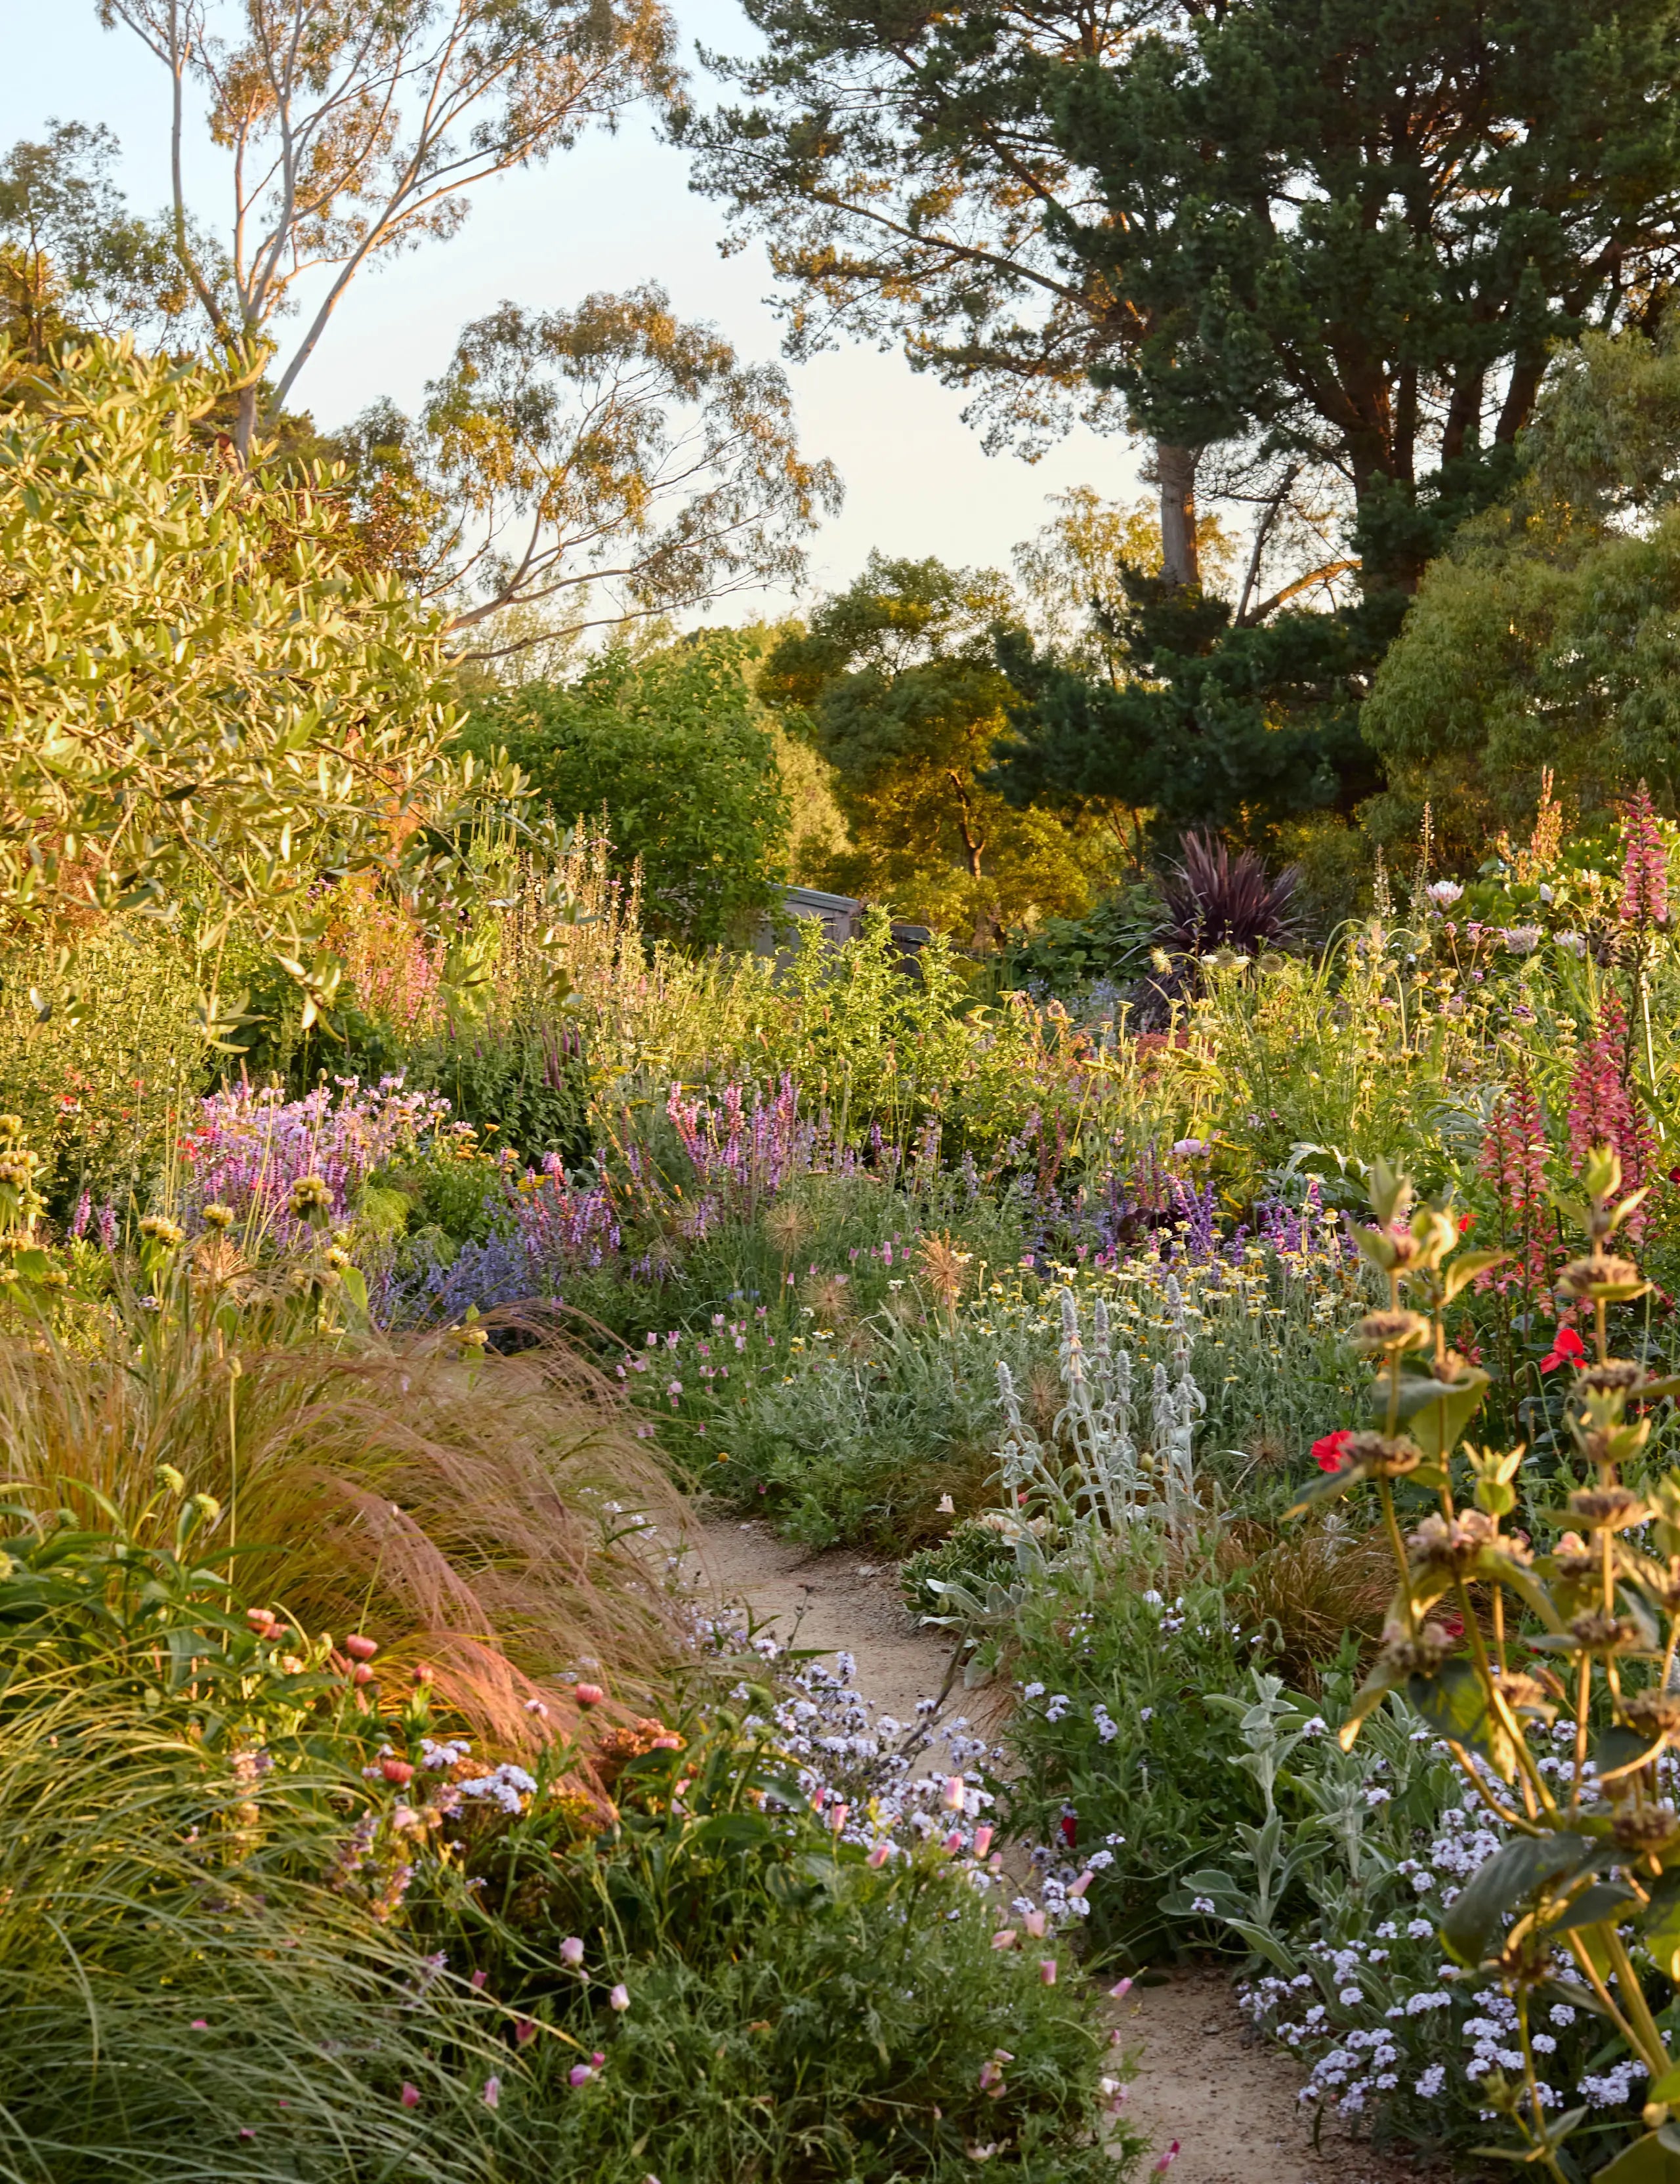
[[1299, 1143, 1680, 2180]]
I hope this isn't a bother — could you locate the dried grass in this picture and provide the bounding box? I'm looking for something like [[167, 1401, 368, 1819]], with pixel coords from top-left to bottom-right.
[[0, 1306, 688, 1750], [1212, 1513, 1396, 1692]]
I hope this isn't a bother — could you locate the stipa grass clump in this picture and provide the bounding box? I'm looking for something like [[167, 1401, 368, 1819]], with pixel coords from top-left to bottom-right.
[[0, 1257, 688, 1746], [0, 1668, 518, 2183]]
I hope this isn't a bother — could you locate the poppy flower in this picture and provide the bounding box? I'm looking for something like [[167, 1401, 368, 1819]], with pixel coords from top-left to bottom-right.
[[1312, 1429, 1354, 1473], [1540, 1326, 1586, 1373]]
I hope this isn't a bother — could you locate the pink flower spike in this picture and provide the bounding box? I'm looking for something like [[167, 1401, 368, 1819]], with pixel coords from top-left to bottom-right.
[[560, 1937, 585, 1968], [1039, 1958, 1058, 1985], [1152, 2143, 1180, 2174], [867, 1842, 891, 1868], [1109, 1978, 1133, 2002], [609, 1983, 631, 2012], [990, 1929, 1017, 1951], [973, 1825, 993, 1858], [482, 2076, 501, 2110], [514, 2017, 537, 2046], [400, 2083, 420, 2110]]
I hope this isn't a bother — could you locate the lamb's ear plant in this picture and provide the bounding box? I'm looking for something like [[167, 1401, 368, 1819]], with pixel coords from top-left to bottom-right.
[[1296, 1143, 1680, 2182]]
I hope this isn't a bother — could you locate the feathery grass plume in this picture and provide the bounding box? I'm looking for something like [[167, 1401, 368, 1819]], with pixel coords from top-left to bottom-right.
[[0, 1295, 686, 1750]]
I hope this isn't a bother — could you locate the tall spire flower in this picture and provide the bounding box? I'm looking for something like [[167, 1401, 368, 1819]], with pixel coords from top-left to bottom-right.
[[1567, 990, 1654, 1237], [1620, 779, 1669, 931]]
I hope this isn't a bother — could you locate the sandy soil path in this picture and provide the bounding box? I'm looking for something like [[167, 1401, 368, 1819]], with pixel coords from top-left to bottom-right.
[[688, 1511, 1454, 2184]]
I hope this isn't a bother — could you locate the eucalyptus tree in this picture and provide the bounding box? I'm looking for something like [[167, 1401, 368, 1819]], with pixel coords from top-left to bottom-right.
[[100, 0, 681, 450]]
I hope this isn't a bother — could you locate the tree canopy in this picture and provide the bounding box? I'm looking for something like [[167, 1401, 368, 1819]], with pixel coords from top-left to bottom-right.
[[100, 0, 681, 452], [459, 633, 791, 948], [1053, 0, 1680, 593], [1363, 327, 1680, 849], [761, 555, 1118, 936], [0, 338, 519, 1031]]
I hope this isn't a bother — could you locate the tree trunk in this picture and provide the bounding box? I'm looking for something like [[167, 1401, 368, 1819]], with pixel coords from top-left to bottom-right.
[[1156, 442, 1200, 589], [233, 379, 259, 465]]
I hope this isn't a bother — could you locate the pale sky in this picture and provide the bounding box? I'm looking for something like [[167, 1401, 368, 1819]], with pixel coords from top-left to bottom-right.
[[3, 1, 1144, 616]]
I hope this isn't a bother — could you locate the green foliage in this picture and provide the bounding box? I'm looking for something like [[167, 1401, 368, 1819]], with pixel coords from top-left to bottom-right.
[[999, 881, 1163, 1001], [419, 288, 841, 652], [901, 1519, 1025, 1618], [763, 556, 1118, 936], [0, 921, 208, 1215], [990, 581, 1382, 845], [419, 1710, 1139, 2183], [1365, 329, 1680, 849], [1053, 0, 1680, 591], [461, 635, 789, 946], [0, 337, 520, 1031]]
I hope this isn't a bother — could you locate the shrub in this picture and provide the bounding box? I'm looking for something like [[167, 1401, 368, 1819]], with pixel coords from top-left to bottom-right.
[[459, 635, 790, 948]]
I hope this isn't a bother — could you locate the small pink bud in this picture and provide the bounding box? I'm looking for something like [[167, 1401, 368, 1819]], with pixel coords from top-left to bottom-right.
[[1039, 1958, 1057, 1985], [400, 2083, 420, 2109], [245, 1607, 278, 1636], [990, 1929, 1017, 1951], [1153, 2143, 1179, 2174], [344, 1634, 378, 1661], [190, 2019, 209, 2030], [514, 2017, 537, 2046], [867, 1843, 890, 1868], [829, 1803, 849, 1833], [380, 1757, 414, 1785], [942, 1830, 962, 1853], [352, 1662, 376, 1686], [1024, 1909, 1047, 1939], [471, 1969, 488, 1990], [560, 1937, 585, 1968], [1108, 1977, 1133, 2002], [592, 2051, 605, 2067], [973, 1825, 993, 1858], [482, 2075, 501, 2110], [942, 1775, 965, 1812], [1068, 1869, 1094, 1899], [575, 1683, 606, 1706], [609, 1983, 631, 2012]]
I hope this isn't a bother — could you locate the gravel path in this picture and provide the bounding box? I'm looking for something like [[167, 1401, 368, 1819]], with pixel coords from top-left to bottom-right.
[[688, 1511, 1452, 2184]]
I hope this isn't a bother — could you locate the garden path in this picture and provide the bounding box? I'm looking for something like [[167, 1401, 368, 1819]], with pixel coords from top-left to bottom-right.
[[690, 1516, 1453, 2184]]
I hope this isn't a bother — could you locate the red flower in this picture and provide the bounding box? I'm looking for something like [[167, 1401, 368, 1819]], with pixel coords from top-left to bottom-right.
[[1059, 1813, 1078, 1848], [1540, 1326, 1586, 1374], [1457, 1211, 1475, 1235], [1435, 1612, 1465, 1642], [1312, 1429, 1354, 1473]]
